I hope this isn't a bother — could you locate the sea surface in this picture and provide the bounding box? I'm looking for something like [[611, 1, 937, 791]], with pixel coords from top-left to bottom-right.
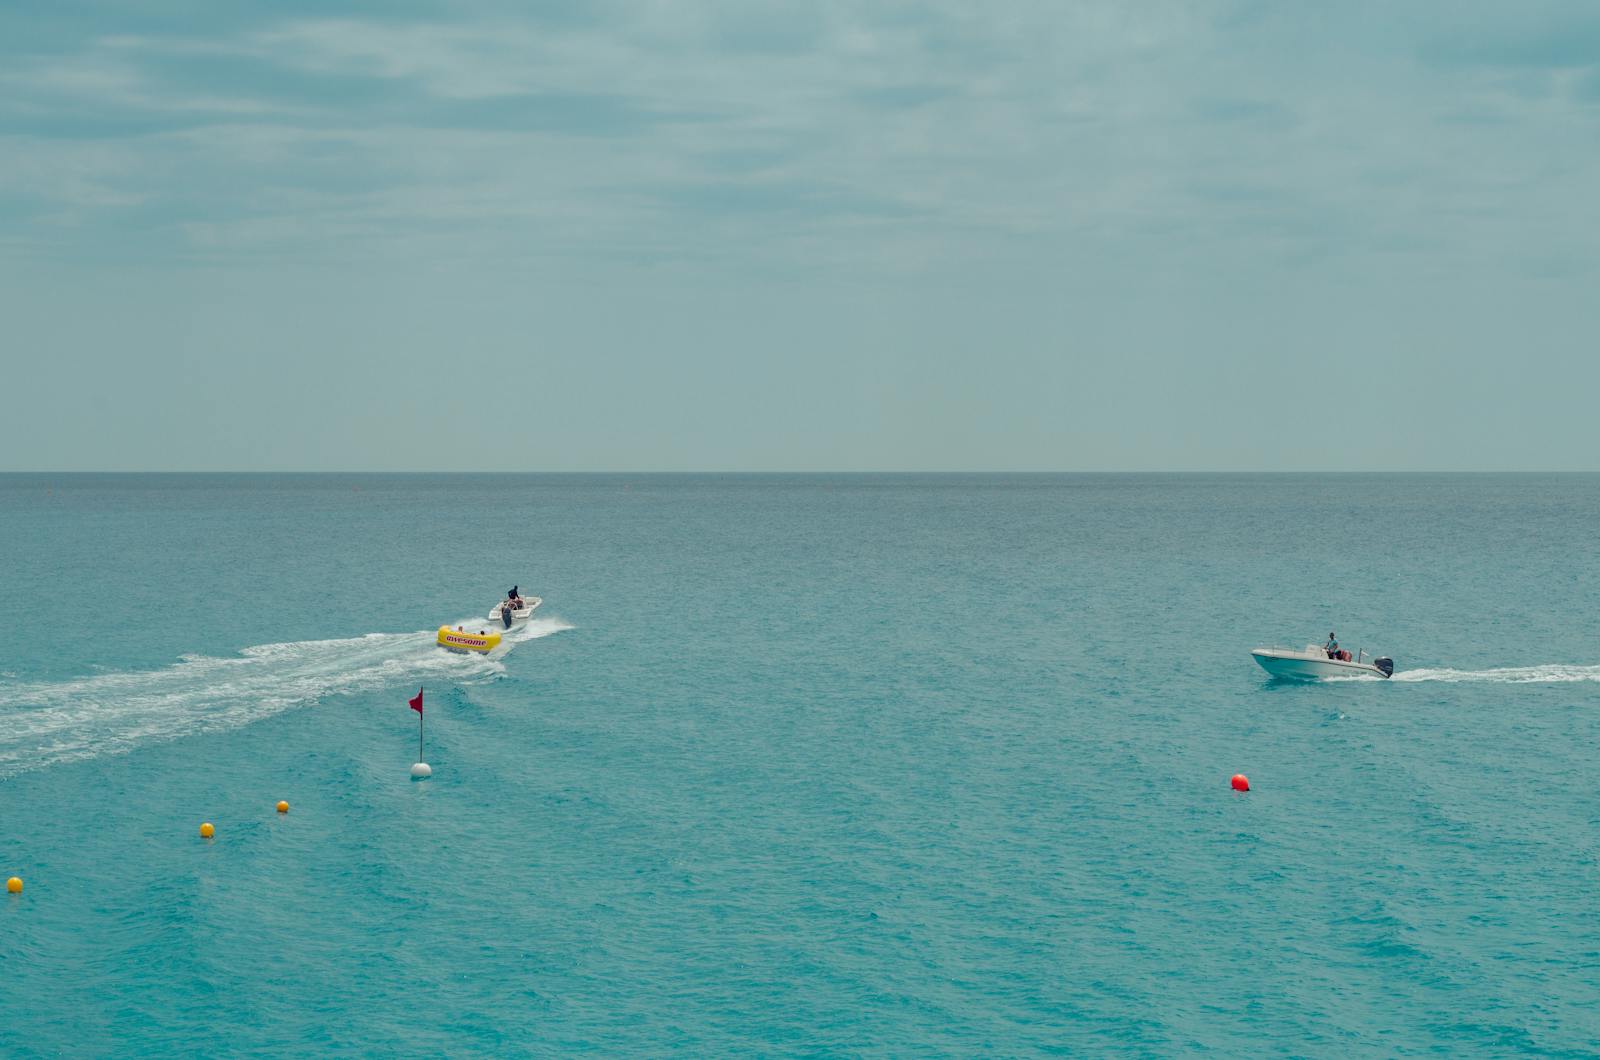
[[2, 473, 1599, 1056]]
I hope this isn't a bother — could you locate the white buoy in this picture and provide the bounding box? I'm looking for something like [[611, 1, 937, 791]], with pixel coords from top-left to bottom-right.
[[411, 761, 432, 779]]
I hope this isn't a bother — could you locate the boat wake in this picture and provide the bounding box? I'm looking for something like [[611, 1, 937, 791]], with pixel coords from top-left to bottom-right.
[[1390, 663, 1600, 684], [0, 616, 573, 778]]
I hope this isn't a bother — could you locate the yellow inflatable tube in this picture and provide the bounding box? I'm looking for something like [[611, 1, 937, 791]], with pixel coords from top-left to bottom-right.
[[437, 626, 502, 653]]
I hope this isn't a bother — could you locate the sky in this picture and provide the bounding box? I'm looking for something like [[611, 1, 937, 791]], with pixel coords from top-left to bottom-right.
[[3, 0, 1599, 470]]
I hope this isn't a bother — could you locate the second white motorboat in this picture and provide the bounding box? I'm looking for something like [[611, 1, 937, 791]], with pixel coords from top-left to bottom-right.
[[1251, 645, 1394, 680], [489, 592, 542, 630]]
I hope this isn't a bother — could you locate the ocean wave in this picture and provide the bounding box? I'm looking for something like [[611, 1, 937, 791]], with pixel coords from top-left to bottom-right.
[[0, 616, 573, 777]]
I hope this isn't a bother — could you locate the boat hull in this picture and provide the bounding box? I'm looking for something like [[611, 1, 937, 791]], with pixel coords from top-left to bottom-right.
[[488, 597, 542, 627], [1252, 649, 1389, 680]]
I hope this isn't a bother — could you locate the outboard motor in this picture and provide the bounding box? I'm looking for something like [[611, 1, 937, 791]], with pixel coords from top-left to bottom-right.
[[501, 605, 513, 630], [1374, 657, 1394, 679]]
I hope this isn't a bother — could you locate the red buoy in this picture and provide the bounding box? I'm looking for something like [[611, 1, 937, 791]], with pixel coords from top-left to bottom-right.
[[1230, 774, 1250, 792]]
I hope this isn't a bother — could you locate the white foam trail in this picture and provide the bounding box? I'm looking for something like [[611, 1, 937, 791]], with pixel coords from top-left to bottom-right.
[[0, 616, 573, 778], [1390, 663, 1600, 684]]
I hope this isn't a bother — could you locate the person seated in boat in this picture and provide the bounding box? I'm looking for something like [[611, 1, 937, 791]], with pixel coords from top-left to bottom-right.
[[508, 586, 523, 608], [1325, 633, 1339, 659]]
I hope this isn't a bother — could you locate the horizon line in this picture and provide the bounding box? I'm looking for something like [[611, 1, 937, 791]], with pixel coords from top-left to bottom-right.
[[5, 469, 1600, 476]]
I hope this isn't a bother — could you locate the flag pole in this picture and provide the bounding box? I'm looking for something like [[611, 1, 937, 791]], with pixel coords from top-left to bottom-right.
[[408, 685, 431, 779]]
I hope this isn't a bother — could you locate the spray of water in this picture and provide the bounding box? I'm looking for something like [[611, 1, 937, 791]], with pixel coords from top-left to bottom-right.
[[1390, 663, 1600, 684], [0, 616, 572, 777]]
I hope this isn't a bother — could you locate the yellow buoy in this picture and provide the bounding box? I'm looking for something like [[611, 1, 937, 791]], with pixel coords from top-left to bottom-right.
[[200, 822, 215, 839], [276, 801, 289, 814], [5, 876, 20, 894]]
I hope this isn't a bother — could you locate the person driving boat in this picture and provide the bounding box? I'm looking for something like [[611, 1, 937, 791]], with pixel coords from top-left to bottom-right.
[[1324, 633, 1339, 659]]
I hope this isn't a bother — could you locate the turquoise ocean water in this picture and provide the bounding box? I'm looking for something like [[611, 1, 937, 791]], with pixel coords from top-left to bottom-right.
[[2, 473, 1599, 1055]]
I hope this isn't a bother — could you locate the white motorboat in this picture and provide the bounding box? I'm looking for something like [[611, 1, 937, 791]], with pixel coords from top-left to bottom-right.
[[1252, 644, 1394, 680], [489, 595, 542, 630]]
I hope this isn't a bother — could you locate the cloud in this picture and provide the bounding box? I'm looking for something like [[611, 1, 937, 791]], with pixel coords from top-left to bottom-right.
[[0, 1, 1597, 282], [1420, 8, 1600, 71]]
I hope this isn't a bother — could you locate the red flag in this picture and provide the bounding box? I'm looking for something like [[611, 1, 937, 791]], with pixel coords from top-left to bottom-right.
[[409, 687, 424, 714]]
